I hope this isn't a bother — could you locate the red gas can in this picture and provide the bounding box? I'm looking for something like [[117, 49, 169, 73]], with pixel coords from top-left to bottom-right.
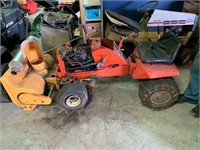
[[21, 0, 38, 15]]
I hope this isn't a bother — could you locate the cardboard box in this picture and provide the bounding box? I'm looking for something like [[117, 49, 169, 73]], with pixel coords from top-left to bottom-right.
[[60, 0, 75, 3], [83, 0, 101, 6], [182, 1, 199, 38], [17, 0, 27, 5], [80, 22, 102, 37], [182, 1, 199, 14]]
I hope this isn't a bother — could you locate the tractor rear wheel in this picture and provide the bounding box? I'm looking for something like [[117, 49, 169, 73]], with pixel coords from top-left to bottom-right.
[[139, 78, 180, 110], [56, 83, 88, 111]]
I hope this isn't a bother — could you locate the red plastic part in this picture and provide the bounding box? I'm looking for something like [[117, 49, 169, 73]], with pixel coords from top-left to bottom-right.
[[69, 65, 130, 79], [22, 0, 37, 15], [66, 47, 179, 80], [56, 46, 131, 79], [92, 47, 127, 67], [56, 54, 67, 78], [131, 50, 180, 79], [56, 38, 180, 80]]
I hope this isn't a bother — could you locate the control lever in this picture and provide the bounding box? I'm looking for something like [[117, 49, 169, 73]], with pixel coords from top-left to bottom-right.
[[82, 24, 91, 45]]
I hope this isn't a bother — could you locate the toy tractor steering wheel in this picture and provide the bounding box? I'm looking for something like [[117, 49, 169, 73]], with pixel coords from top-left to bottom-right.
[[110, 24, 138, 39], [137, 0, 159, 12]]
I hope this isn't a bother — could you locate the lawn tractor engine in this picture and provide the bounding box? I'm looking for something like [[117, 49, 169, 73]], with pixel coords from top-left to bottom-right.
[[62, 43, 96, 71]]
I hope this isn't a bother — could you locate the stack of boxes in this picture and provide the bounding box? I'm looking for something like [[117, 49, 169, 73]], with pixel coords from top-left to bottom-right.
[[80, 0, 102, 38]]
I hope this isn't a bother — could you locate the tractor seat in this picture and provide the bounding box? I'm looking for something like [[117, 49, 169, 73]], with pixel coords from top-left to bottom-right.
[[137, 30, 181, 64], [105, 9, 142, 32]]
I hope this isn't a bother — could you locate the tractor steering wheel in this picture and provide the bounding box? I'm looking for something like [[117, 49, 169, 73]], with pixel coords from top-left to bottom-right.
[[110, 24, 138, 38], [137, 0, 159, 12]]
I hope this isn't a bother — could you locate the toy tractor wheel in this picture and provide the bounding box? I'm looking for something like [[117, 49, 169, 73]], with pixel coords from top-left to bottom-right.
[[139, 78, 180, 110], [57, 83, 88, 111]]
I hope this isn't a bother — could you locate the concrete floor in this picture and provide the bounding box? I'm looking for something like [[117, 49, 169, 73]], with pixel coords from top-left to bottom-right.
[[0, 8, 199, 150], [0, 66, 199, 150]]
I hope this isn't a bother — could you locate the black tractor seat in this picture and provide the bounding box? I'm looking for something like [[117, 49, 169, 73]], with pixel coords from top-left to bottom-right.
[[105, 9, 142, 32], [137, 30, 181, 64]]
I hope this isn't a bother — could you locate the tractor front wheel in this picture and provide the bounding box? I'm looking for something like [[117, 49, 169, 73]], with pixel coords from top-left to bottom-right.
[[57, 83, 88, 111], [139, 78, 180, 110]]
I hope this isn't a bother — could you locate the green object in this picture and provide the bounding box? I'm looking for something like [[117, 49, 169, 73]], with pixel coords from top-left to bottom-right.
[[191, 38, 199, 61], [32, 12, 46, 37], [184, 50, 199, 101]]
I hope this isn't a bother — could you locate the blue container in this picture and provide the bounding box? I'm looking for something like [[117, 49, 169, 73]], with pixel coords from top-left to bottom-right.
[[85, 7, 101, 20]]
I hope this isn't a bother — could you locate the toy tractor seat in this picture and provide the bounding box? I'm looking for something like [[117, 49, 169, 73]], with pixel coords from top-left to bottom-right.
[[137, 30, 182, 64]]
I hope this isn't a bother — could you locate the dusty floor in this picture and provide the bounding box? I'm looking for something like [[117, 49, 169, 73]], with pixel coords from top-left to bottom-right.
[[0, 8, 200, 150], [0, 66, 199, 150]]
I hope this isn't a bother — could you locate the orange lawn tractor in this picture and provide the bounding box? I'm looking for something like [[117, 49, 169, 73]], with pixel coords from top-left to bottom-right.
[[0, 10, 182, 111]]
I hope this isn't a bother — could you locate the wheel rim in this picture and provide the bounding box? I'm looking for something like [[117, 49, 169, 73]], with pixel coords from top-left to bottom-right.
[[150, 91, 172, 104], [65, 95, 81, 107]]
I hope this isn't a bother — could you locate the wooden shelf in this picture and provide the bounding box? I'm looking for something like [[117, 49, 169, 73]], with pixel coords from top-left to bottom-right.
[[79, 0, 103, 39]]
